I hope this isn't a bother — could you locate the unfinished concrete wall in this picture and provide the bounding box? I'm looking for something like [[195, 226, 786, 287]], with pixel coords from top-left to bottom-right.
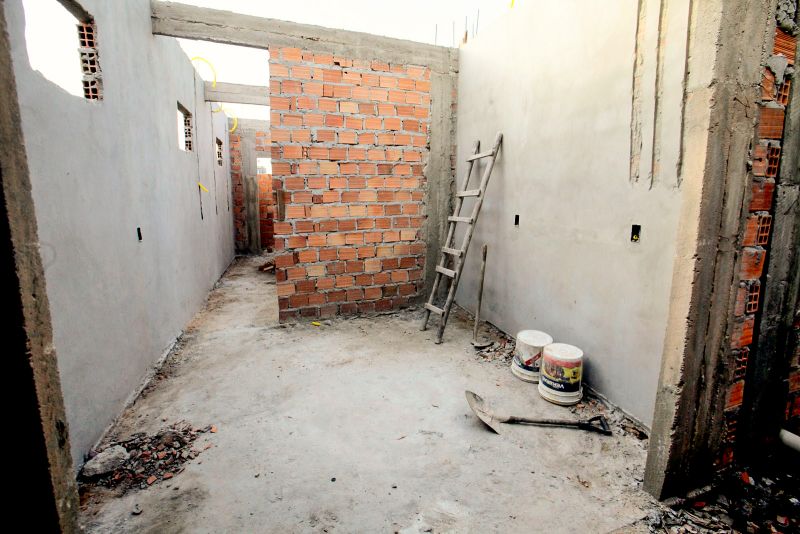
[[270, 48, 432, 319], [454, 0, 690, 426], [4, 0, 235, 467], [644, 0, 777, 498]]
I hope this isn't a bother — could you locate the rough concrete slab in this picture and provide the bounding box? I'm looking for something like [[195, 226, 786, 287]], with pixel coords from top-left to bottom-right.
[[82, 256, 654, 533]]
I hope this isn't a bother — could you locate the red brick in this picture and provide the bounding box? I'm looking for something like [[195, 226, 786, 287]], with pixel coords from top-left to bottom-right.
[[759, 107, 785, 139], [740, 247, 766, 280], [298, 250, 318, 262], [277, 283, 295, 296], [774, 27, 796, 64], [364, 286, 382, 299], [725, 381, 745, 410], [750, 179, 775, 211], [303, 82, 323, 96], [375, 298, 392, 311], [327, 290, 346, 303]]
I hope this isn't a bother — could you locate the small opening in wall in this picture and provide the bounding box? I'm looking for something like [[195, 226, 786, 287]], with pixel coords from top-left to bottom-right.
[[216, 138, 224, 166], [777, 78, 792, 106], [755, 213, 772, 246], [745, 282, 761, 314], [766, 146, 781, 178], [136, 227, 142, 242], [77, 18, 102, 100], [177, 103, 193, 151], [733, 347, 749, 380], [513, 214, 519, 226], [631, 224, 642, 242]]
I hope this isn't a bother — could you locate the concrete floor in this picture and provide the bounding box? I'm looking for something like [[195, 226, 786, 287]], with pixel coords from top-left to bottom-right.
[[82, 256, 656, 533]]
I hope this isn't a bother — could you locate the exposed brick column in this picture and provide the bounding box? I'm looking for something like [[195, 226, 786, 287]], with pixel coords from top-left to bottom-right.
[[229, 132, 246, 249], [255, 130, 274, 250], [269, 47, 431, 320], [720, 26, 797, 468]]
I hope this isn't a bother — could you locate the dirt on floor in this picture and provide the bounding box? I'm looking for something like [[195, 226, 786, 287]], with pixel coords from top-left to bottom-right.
[[80, 255, 657, 533]]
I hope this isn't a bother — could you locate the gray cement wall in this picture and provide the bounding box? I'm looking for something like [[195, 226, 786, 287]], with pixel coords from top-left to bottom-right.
[[454, 0, 690, 426], [4, 0, 235, 468]]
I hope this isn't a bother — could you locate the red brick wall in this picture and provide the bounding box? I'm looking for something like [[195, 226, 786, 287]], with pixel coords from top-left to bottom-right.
[[230, 128, 275, 251], [269, 47, 431, 320], [719, 26, 796, 467], [230, 132, 245, 249]]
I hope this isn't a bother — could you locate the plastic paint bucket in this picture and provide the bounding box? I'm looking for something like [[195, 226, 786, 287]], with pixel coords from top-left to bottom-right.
[[510, 330, 553, 383], [538, 343, 583, 405]]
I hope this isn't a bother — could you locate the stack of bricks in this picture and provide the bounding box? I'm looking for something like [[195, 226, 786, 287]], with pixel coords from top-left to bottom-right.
[[269, 47, 432, 321], [229, 127, 275, 251], [720, 24, 796, 467]]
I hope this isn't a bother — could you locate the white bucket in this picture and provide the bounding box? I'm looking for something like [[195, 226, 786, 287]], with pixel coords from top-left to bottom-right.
[[538, 343, 583, 405], [510, 330, 553, 383]]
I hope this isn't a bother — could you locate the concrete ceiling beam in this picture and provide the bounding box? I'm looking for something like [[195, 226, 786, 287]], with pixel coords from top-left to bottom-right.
[[204, 82, 268, 106], [151, 1, 457, 74]]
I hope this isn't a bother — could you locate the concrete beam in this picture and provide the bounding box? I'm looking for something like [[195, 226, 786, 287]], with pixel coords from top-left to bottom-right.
[[234, 118, 270, 133], [205, 82, 268, 106], [152, 1, 457, 74]]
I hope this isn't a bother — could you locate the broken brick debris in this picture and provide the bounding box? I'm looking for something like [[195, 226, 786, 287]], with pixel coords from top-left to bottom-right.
[[648, 467, 799, 533], [79, 421, 215, 493]]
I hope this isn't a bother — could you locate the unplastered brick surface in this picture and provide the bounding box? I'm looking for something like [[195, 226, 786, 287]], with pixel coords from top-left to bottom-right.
[[230, 129, 275, 251], [269, 47, 431, 320]]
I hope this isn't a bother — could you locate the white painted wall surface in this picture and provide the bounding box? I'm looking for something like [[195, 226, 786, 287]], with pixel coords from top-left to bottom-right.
[[454, 0, 688, 426], [5, 0, 235, 466]]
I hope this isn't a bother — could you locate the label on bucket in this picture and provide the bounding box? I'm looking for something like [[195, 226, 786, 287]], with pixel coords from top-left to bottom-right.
[[522, 352, 541, 370], [540, 356, 582, 393]]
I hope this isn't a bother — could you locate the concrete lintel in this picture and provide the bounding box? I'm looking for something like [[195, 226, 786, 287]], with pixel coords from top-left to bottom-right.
[[233, 118, 270, 134], [205, 81, 268, 106], [152, 1, 457, 74]]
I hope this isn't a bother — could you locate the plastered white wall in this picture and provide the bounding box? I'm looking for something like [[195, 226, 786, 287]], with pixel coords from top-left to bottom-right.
[[454, 0, 688, 426], [5, 0, 235, 466]]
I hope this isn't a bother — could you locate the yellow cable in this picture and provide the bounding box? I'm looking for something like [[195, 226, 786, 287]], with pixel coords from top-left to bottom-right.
[[198, 182, 209, 193], [190, 56, 217, 88], [211, 103, 238, 134]]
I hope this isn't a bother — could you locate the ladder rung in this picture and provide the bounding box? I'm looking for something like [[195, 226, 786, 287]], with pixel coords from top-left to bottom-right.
[[457, 189, 481, 197], [466, 150, 494, 162], [436, 265, 456, 278], [425, 303, 444, 315], [448, 216, 473, 224], [442, 247, 462, 257]]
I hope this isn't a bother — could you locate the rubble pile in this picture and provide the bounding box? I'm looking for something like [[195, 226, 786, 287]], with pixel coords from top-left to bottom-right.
[[649, 467, 799, 533], [474, 332, 516, 363], [79, 421, 216, 492]]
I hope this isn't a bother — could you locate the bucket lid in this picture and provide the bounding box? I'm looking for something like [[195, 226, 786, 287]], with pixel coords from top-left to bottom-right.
[[543, 342, 583, 360], [516, 330, 553, 347]]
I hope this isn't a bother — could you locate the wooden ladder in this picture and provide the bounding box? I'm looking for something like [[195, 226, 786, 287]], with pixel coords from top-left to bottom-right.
[[421, 132, 503, 343]]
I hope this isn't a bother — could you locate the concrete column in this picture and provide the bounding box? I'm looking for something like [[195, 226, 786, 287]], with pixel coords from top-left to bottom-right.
[[644, 0, 776, 498]]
